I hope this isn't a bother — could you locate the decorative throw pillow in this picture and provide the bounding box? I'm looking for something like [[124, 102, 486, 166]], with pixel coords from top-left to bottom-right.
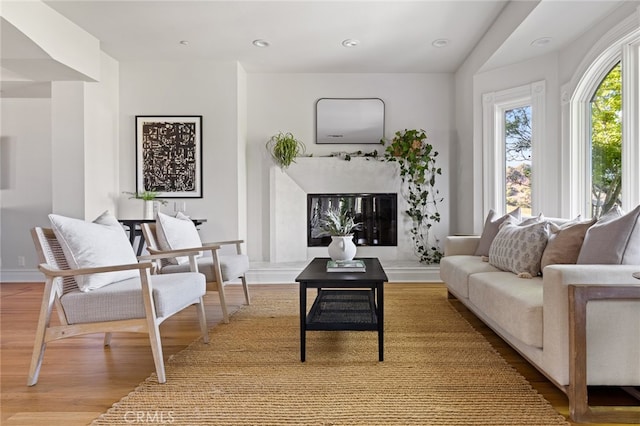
[[577, 204, 640, 264], [474, 207, 521, 256], [598, 204, 624, 223], [488, 221, 549, 277], [519, 212, 545, 226], [49, 211, 139, 292], [156, 212, 203, 265], [540, 217, 597, 271]]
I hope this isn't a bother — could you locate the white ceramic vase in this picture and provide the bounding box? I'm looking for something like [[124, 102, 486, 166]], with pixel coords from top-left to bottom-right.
[[143, 200, 154, 220], [328, 235, 357, 261]]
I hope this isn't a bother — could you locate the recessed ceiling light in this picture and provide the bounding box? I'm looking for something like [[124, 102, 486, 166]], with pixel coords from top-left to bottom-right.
[[531, 37, 552, 47], [432, 39, 449, 48], [252, 39, 270, 48], [179, 40, 189, 46], [342, 39, 359, 48]]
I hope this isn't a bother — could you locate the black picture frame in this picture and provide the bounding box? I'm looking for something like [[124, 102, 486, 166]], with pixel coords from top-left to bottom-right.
[[135, 115, 203, 198]]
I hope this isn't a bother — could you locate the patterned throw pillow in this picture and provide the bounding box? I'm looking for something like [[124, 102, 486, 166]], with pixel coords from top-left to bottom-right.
[[488, 221, 549, 277], [474, 207, 521, 256]]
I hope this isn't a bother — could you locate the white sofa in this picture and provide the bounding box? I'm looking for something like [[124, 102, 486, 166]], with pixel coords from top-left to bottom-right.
[[440, 217, 640, 423]]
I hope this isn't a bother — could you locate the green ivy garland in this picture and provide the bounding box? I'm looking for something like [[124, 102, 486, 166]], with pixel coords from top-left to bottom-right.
[[383, 129, 443, 264]]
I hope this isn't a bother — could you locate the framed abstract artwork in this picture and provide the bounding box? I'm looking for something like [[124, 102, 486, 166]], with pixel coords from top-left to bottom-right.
[[135, 115, 203, 198]]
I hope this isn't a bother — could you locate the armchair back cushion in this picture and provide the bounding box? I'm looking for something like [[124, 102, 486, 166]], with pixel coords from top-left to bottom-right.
[[156, 212, 203, 265], [49, 212, 138, 292]]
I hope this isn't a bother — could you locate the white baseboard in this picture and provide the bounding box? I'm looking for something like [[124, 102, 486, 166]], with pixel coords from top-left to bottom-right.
[[1, 269, 44, 283], [1, 262, 442, 284]]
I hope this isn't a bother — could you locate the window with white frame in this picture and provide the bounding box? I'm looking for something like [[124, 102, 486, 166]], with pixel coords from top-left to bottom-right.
[[566, 17, 640, 218], [482, 81, 545, 217]]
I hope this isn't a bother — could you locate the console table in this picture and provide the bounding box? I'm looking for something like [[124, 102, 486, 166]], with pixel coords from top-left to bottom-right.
[[295, 257, 388, 362], [118, 218, 207, 255]]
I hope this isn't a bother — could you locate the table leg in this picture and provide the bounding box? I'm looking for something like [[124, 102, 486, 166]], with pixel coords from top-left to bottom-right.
[[378, 281, 384, 361], [135, 227, 146, 256], [300, 282, 307, 362]]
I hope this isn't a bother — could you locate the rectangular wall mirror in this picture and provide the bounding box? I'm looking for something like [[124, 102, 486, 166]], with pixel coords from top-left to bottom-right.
[[315, 98, 385, 144]]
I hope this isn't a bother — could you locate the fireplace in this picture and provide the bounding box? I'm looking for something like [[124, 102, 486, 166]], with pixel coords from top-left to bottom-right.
[[307, 193, 397, 247]]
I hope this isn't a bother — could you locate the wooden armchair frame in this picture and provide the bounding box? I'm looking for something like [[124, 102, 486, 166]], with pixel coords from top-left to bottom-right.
[[29, 227, 209, 386], [141, 223, 250, 323], [568, 283, 640, 423]]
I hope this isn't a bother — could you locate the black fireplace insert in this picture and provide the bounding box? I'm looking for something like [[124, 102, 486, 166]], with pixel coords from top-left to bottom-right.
[[307, 193, 397, 247]]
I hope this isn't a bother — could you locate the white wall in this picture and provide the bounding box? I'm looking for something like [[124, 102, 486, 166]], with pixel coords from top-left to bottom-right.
[[453, 0, 539, 234], [118, 60, 245, 244], [0, 51, 120, 281], [0, 98, 52, 278], [472, 53, 561, 220], [84, 53, 120, 219], [452, 1, 640, 234], [247, 73, 453, 262]]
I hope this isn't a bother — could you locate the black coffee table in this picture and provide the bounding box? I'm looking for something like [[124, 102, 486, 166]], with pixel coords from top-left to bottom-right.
[[295, 257, 388, 362]]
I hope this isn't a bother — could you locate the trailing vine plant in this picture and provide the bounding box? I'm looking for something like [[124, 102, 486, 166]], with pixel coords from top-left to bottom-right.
[[382, 129, 443, 264]]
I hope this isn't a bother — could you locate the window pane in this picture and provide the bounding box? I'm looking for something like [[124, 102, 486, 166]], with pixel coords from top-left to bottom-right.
[[590, 62, 622, 217], [505, 106, 532, 216]]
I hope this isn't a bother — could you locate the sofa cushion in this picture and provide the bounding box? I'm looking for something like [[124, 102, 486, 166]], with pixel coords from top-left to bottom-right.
[[440, 255, 501, 298], [468, 272, 544, 348], [577, 204, 640, 264], [49, 211, 139, 292], [474, 207, 521, 256], [540, 218, 596, 271], [488, 221, 549, 277], [156, 212, 203, 265]]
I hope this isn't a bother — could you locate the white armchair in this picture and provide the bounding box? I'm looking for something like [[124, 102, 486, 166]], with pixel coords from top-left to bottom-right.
[[142, 221, 250, 323], [28, 216, 209, 386]]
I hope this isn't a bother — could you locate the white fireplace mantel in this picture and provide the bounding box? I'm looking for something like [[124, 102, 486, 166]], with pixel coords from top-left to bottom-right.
[[269, 156, 416, 263]]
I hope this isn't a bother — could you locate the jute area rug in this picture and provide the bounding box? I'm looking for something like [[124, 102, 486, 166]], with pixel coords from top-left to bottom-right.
[[92, 285, 568, 425]]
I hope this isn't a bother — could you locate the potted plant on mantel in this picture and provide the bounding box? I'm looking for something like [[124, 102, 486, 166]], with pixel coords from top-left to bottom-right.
[[124, 191, 168, 220], [317, 206, 362, 261], [266, 131, 306, 169]]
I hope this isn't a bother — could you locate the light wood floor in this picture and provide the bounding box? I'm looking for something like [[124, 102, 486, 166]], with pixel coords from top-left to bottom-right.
[[1, 282, 637, 425]]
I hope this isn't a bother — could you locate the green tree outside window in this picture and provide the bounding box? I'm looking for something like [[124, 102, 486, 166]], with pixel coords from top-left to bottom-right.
[[590, 62, 622, 217]]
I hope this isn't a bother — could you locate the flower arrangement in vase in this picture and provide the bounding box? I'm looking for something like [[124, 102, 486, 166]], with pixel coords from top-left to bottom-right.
[[124, 191, 168, 220], [317, 206, 362, 261]]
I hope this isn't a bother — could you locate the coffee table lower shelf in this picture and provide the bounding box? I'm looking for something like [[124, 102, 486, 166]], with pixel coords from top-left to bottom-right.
[[306, 289, 378, 331]]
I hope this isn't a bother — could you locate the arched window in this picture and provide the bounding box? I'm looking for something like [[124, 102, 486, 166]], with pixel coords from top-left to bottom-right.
[[564, 14, 640, 218]]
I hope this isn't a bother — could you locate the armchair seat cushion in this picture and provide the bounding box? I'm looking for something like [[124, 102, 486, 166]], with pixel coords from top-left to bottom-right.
[[161, 254, 249, 282], [60, 272, 206, 324]]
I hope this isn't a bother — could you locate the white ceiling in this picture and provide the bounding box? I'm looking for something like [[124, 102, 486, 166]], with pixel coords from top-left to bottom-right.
[[42, 0, 511, 73], [0, 0, 630, 82]]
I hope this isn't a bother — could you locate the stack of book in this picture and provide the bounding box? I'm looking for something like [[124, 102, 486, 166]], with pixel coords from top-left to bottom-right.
[[326, 259, 366, 272]]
